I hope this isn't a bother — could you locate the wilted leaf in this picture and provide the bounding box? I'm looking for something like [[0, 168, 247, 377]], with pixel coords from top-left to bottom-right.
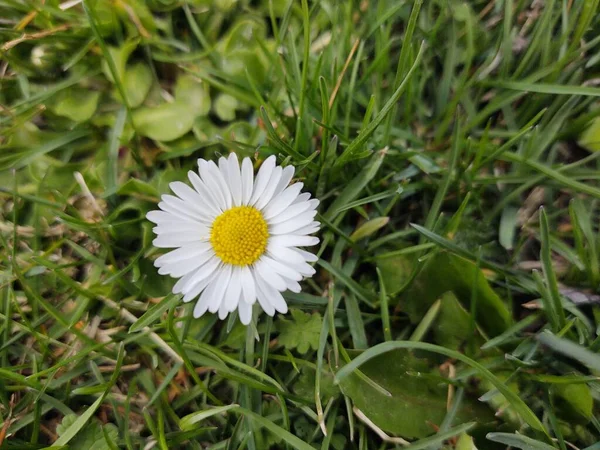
[[339, 350, 493, 438], [133, 102, 195, 142], [277, 309, 322, 354], [350, 217, 389, 242]]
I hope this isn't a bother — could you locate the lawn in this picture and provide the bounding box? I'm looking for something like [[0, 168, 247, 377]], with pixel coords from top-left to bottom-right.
[[1, 0, 600, 449]]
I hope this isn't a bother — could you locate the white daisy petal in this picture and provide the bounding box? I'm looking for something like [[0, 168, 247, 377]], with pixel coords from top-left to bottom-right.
[[209, 160, 233, 209], [283, 278, 301, 293], [254, 272, 275, 316], [226, 154, 243, 206], [188, 171, 222, 215], [184, 274, 213, 303], [224, 267, 243, 312], [291, 221, 321, 236], [293, 248, 319, 263], [179, 257, 221, 295], [268, 199, 318, 225], [250, 155, 276, 204], [153, 232, 206, 248], [254, 258, 287, 291], [198, 159, 228, 210], [159, 196, 206, 222], [254, 166, 282, 210], [241, 157, 254, 205], [270, 210, 318, 235], [238, 299, 252, 325], [256, 276, 288, 314], [155, 243, 212, 267], [269, 235, 320, 247], [193, 278, 219, 317], [263, 183, 304, 220], [292, 192, 311, 205], [147, 210, 198, 225], [240, 265, 256, 304], [262, 256, 302, 281], [158, 250, 213, 277], [169, 181, 215, 222], [270, 165, 295, 200], [208, 264, 232, 313], [153, 222, 209, 235], [267, 243, 306, 267]]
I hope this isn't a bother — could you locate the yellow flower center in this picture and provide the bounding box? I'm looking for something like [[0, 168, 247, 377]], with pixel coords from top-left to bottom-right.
[[210, 206, 268, 266]]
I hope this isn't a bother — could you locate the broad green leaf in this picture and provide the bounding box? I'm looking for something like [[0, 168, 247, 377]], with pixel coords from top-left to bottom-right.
[[174, 74, 211, 116], [293, 366, 338, 401], [102, 40, 138, 84], [555, 383, 593, 421], [350, 217, 389, 242], [579, 117, 600, 152], [336, 341, 548, 436], [133, 102, 195, 142], [277, 309, 322, 354], [214, 94, 239, 121], [51, 89, 100, 122], [456, 433, 478, 450], [116, 178, 159, 197], [402, 252, 512, 336], [339, 350, 493, 438], [432, 292, 473, 349], [123, 63, 153, 108], [375, 254, 413, 294], [56, 416, 118, 450]]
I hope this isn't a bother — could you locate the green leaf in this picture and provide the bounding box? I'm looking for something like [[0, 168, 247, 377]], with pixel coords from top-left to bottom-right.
[[402, 252, 512, 337], [277, 309, 322, 354], [57, 416, 118, 450], [101, 40, 139, 85], [174, 74, 211, 116], [339, 350, 492, 438], [578, 117, 600, 152], [538, 331, 600, 373], [432, 292, 473, 349], [51, 89, 100, 122], [54, 344, 124, 446], [133, 102, 195, 142], [129, 293, 180, 333], [350, 217, 389, 242], [180, 405, 239, 430], [486, 432, 557, 450], [375, 254, 414, 294], [214, 94, 239, 121], [335, 341, 548, 436], [116, 178, 159, 198], [123, 63, 153, 108], [456, 433, 478, 450], [555, 383, 593, 421]]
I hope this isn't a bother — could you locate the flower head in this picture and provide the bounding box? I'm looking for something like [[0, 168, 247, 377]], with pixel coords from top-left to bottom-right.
[[147, 154, 320, 325]]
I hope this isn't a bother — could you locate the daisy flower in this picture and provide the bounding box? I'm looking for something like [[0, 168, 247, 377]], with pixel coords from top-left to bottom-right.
[[146, 154, 320, 325]]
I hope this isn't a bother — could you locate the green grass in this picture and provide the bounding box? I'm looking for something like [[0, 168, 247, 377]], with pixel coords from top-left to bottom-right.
[[1, 0, 600, 448]]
